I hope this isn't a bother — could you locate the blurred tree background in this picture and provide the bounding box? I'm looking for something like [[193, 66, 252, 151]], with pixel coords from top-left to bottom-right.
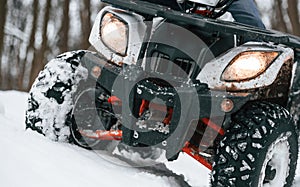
[[0, 0, 299, 91], [0, 0, 104, 91]]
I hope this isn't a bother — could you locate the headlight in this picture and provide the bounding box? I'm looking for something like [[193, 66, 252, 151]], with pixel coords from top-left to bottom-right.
[[221, 51, 279, 82], [100, 13, 128, 56]]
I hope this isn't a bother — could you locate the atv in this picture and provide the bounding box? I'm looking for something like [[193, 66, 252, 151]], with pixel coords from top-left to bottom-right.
[[26, 0, 300, 186]]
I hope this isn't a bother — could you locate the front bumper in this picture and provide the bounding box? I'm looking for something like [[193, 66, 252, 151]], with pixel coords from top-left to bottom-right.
[[81, 52, 250, 155]]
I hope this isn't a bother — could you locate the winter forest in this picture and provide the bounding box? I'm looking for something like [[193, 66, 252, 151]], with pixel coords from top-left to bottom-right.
[[1, 1, 300, 187], [0, 0, 104, 91], [0, 0, 300, 91]]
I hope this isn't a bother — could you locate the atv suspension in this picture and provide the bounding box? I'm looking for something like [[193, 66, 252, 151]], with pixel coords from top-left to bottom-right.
[[182, 142, 213, 170], [183, 118, 225, 170], [77, 94, 225, 171], [79, 129, 123, 140]]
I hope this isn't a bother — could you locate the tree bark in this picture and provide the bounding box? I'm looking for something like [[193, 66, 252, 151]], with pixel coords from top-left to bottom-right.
[[58, 0, 70, 53], [80, 0, 92, 49], [0, 0, 8, 88], [271, 0, 288, 33], [29, 0, 51, 88], [23, 0, 38, 90], [287, 0, 300, 36]]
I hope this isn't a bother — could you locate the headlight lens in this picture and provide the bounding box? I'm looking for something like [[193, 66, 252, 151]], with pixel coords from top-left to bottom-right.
[[221, 51, 279, 82], [100, 13, 128, 56]]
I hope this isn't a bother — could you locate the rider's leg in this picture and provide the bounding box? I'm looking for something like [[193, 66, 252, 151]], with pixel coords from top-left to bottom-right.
[[228, 0, 265, 29]]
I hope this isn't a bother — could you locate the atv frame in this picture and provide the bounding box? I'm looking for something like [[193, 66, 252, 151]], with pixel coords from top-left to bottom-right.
[[82, 0, 300, 164], [26, 0, 300, 186]]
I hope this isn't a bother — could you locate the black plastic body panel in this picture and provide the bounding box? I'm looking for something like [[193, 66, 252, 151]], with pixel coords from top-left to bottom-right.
[[80, 53, 250, 151], [102, 0, 300, 50]]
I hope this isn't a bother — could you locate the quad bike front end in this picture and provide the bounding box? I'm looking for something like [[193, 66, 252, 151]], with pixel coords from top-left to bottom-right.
[[76, 52, 250, 163], [25, 0, 300, 186]]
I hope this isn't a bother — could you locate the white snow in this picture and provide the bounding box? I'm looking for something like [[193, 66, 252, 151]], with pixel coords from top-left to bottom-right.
[[0, 90, 299, 187], [0, 101, 4, 115]]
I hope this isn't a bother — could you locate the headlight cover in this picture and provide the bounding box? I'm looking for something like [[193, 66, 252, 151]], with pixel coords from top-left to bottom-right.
[[100, 13, 128, 56], [221, 51, 279, 82]]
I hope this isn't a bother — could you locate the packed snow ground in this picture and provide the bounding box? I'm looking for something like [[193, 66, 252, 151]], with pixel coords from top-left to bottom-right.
[[0, 90, 299, 187]]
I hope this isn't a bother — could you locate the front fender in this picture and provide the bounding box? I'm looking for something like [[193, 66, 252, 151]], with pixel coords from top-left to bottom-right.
[[197, 42, 294, 91], [89, 6, 147, 66]]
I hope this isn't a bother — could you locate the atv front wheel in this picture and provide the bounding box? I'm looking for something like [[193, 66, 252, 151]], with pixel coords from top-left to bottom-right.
[[25, 51, 88, 142], [211, 102, 298, 187]]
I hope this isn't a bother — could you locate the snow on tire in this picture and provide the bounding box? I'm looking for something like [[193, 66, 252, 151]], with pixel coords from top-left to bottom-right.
[[25, 51, 88, 142], [211, 102, 298, 187]]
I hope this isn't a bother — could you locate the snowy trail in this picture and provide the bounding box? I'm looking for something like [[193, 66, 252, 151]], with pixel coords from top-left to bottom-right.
[[0, 91, 204, 187], [0, 90, 299, 187]]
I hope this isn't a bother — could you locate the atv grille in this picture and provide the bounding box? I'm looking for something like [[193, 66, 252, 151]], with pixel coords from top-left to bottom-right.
[[150, 51, 195, 78]]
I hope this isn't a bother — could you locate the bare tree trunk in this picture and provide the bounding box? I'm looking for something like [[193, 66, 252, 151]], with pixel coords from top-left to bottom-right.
[[29, 0, 51, 88], [14, 42, 21, 89], [287, 0, 300, 36], [23, 0, 39, 91], [0, 0, 8, 88], [58, 0, 70, 53], [80, 0, 92, 49], [0, 0, 7, 54], [23, 0, 38, 91], [271, 0, 288, 33]]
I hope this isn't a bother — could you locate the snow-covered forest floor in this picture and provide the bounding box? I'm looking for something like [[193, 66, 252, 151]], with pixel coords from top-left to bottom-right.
[[0, 90, 300, 187]]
